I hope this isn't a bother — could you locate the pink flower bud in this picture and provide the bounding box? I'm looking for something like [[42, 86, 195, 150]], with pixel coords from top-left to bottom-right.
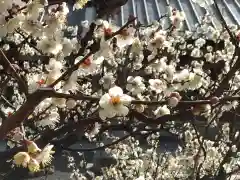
[[168, 97, 179, 107], [169, 92, 182, 100]]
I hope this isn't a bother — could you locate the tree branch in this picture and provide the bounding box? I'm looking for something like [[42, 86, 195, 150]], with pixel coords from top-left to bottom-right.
[[0, 49, 28, 94]]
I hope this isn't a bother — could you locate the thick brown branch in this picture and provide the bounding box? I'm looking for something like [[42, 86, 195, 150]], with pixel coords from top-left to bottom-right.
[[0, 89, 53, 139]]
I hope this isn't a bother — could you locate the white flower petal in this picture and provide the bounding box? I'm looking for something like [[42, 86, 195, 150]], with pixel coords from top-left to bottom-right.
[[94, 56, 104, 64], [99, 94, 111, 108], [99, 109, 107, 120], [109, 86, 123, 97], [120, 95, 132, 105], [117, 106, 129, 116]]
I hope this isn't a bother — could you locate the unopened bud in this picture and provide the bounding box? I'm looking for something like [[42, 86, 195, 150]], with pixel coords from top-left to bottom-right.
[[168, 97, 179, 107], [135, 104, 145, 113], [210, 96, 219, 104], [66, 99, 77, 109], [232, 145, 237, 152], [169, 92, 182, 100]]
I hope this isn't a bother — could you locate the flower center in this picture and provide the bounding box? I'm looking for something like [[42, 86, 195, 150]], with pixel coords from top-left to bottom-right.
[[104, 28, 112, 37], [237, 33, 240, 40], [37, 79, 45, 86], [110, 96, 121, 106], [81, 58, 92, 68]]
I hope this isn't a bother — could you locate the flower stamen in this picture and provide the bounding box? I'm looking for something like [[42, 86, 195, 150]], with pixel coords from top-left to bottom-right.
[[110, 96, 121, 106], [36, 79, 45, 86], [80, 58, 92, 68], [104, 28, 112, 37]]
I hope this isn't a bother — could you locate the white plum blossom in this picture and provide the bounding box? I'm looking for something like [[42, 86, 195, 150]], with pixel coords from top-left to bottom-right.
[[135, 176, 145, 180], [76, 55, 104, 75], [195, 38, 206, 47], [45, 58, 63, 72], [45, 58, 63, 87], [149, 79, 166, 94], [148, 31, 166, 52], [37, 108, 60, 128], [66, 99, 77, 109], [99, 73, 115, 90], [150, 57, 167, 73], [37, 37, 63, 55], [131, 38, 143, 54], [35, 144, 55, 167], [62, 38, 75, 56], [126, 76, 146, 95], [27, 73, 46, 93], [192, 0, 214, 8], [63, 70, 79, 92], [73, 0, 89, 10], [99, 86, 132, 120], [170, 9, 185, 29], [154, 105, 170, 118], [116, 27, 135, 48]]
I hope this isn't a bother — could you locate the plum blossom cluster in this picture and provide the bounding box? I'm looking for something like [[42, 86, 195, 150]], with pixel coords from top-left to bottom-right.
[[0, 0, 240, 179], [90, 122, 238, 180], [13, 140, 54, 172]]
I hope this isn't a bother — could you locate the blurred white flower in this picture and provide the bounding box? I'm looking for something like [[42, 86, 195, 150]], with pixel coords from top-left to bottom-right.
[[62, 38, 74, 56], [195, 38, 206, 48], [174, 69, 190, 81], [28, 158, 40, 172], [85, 122, 101, 139], [37, 37, 62, 55], [35, 144, 55, 167], [168, 96, 179, 107], [126, 76, 146, 95], [154, 105, 170, 118], [76, 55, 104, 74], [170, 10, 185, 29], [99, 73, 115, 90], [191, 48, 202, 57], [148, 32, 166, 51], [13, 152, 31, 168], [66, 99, 77, 109], [151, 57, 167, 73], [135, 176, 145, 180], [116, 27, 135, 48], [63, 70, 79, 92], [27, 73, 46, 94], [52, 96, 66, 108], [45, 58, 63, 72], [6, 14, 24, 33], [192, 0, 214, 8], [134, 104, 145, 113], [131, 38, 142, 54], [73, 0, 89, 10], [37, 109, 60, 128], [149, 79, 166, 94]]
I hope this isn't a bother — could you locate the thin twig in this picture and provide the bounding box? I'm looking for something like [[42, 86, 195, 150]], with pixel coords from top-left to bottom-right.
[[61, 132, 133, 152], [0, 49, 28, 94]]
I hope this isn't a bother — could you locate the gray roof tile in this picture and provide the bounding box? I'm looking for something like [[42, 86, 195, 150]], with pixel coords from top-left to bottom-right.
[[68, 0, 240, 30]]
